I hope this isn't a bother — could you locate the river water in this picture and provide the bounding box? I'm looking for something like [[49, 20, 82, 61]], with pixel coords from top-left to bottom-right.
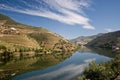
[[12, 47, 113, 80]]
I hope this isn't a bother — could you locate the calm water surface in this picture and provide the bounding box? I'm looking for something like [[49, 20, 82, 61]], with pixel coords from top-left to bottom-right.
[[12, 48, 112, 80]]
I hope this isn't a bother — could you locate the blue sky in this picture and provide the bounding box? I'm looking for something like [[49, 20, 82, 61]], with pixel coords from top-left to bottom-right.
[[0, 0, 120, 39]]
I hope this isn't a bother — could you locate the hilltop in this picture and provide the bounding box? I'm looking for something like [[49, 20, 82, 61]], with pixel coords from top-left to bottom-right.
[[87, 30, 120, 52], [0, 14, 75, 53], [71, 33, 103, 45]]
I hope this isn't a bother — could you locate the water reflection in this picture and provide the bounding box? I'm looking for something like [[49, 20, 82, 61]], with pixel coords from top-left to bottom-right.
[[78, 46, 117, 58], [77, 46, 92, 53], [87, 46, 117, 58], [0, 47, 114, 80], [0, 51, 14, 65], [12, 47, 111, 80], [23, 58, 95, 80], [0, 52, 72, 80], [24, 64, 87, 80]]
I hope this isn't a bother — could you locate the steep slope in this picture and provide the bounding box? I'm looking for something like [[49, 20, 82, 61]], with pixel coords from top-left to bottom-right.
[[71, 33, 103, 45], [0, 13, 75, 52], [87, 31, 120, 52]]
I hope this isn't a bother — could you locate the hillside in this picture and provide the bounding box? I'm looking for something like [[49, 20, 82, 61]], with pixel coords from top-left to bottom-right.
[[71, 33, 103, 45], [87, 30, 120, 52], [0, 14, 75, 53]]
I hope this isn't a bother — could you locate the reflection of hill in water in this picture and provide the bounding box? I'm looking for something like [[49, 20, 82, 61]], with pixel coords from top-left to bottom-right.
[[88, 47, 118, 58], [77, 46, 92, 53], [0, 52, 72, 80], [78, 46, 117, 58]]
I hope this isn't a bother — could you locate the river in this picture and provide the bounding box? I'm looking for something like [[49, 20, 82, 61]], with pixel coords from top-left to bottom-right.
[[11, 47, 114, 80]]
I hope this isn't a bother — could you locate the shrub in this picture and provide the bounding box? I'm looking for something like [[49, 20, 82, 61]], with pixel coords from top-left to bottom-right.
[[83, 54, 120, 80]]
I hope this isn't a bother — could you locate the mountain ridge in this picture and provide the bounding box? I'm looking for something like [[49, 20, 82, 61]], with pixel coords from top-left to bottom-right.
[[71, 33, 103, 45], [87, 30, 120, 52], [0, 13, 75, 53]]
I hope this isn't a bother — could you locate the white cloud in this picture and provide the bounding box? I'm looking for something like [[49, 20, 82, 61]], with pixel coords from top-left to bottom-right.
[[105, 28, 113, 32], [0, 0, 95, 29]]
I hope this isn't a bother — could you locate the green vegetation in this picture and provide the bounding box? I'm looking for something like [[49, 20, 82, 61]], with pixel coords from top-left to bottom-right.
[[78, 30, 120, 80], [0, 35, 40, 51], [78, 54, 120, 80], [0, 13, 75, 53], [87, 31, 120, 53], [29, 32, 61, 49], [0, 13, 76, 80]]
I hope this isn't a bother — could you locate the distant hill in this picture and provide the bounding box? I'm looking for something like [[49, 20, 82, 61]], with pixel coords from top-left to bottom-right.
[[0, 14, 75, 53], [87, 30, 120, 52], [71, 33, 103, 45]]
